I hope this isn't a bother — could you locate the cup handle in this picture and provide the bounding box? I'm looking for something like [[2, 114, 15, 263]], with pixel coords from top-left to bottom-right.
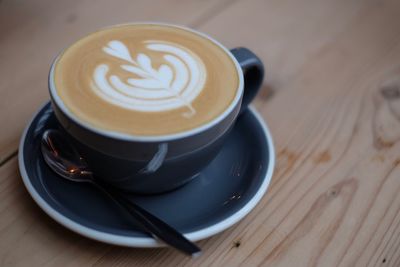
[[230, 47, 264, 114]]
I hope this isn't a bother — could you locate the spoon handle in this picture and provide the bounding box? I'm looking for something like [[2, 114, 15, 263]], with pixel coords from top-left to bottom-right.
[[93, 180, 201, 257]]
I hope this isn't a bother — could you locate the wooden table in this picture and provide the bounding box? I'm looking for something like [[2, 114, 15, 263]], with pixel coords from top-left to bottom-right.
[[1, 0, 400, 266]]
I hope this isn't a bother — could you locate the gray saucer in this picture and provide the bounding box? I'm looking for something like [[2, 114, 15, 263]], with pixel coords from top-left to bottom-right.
[[18, 102, 275, 247]]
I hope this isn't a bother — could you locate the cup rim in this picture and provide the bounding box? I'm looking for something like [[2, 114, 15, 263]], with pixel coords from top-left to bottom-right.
[[49, 22, 244, 142]]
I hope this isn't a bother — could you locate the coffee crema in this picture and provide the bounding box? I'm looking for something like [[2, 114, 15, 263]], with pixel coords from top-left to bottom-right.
[[53, 24, 239, 136]]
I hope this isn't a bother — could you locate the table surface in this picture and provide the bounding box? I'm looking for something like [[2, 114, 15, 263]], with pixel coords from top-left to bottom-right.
[[1, 0, 400, 266]]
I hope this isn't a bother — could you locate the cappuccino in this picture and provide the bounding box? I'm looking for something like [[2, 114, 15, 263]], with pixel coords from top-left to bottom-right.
[[53, 23, 240, 136]]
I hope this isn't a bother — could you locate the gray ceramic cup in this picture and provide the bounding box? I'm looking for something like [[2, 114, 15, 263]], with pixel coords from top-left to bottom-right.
[[49, 25, 264, 194]]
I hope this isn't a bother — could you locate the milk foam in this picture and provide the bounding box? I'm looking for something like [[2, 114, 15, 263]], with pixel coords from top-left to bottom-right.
[[91, 40, 206, 117]]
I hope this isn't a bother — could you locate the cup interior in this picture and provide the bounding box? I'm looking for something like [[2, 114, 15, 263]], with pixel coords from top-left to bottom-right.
[[49, 22, 244, 143]]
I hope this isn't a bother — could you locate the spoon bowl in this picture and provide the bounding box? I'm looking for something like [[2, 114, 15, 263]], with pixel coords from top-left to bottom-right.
[[41, 130, 91, 182]]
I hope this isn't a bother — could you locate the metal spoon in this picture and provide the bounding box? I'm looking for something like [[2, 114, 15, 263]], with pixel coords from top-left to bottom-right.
[[40, 129, 201, 256]]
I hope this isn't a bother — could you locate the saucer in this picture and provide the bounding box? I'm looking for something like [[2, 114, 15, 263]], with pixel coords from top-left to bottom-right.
[[18, 102, 275, 247]]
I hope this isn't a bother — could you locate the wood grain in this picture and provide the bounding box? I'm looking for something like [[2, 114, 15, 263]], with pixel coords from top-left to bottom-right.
[[1, 0, 400, 266]]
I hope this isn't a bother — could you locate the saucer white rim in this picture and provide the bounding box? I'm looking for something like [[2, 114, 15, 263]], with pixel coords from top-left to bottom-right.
[[18, 103, 275, 247]]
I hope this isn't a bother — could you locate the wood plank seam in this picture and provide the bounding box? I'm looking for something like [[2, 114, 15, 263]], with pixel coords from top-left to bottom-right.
[[0, 150, 17, 168]]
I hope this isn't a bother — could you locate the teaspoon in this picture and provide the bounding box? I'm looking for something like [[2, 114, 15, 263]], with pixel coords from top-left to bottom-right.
[[40, 129, 201, 256]]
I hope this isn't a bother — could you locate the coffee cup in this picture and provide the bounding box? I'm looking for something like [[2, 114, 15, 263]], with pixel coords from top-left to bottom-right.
[[49, 23, 264, 194]]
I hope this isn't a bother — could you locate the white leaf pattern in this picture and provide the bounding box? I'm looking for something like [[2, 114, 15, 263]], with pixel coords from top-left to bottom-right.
[[157, 64, 173, 87], [137, 54, 157, 75], [127, 78, 164, 89], [92, 40, 206, 117], [103, 41, 133, 63], [121, 65, 152, 78]]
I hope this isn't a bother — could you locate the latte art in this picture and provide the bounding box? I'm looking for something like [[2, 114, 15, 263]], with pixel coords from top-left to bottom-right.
[[92, 40, 206, 117], [53, 23, 239, 135]]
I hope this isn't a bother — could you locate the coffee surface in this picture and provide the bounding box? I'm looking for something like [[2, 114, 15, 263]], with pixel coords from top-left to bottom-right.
[[54, 24, 239, 136]]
